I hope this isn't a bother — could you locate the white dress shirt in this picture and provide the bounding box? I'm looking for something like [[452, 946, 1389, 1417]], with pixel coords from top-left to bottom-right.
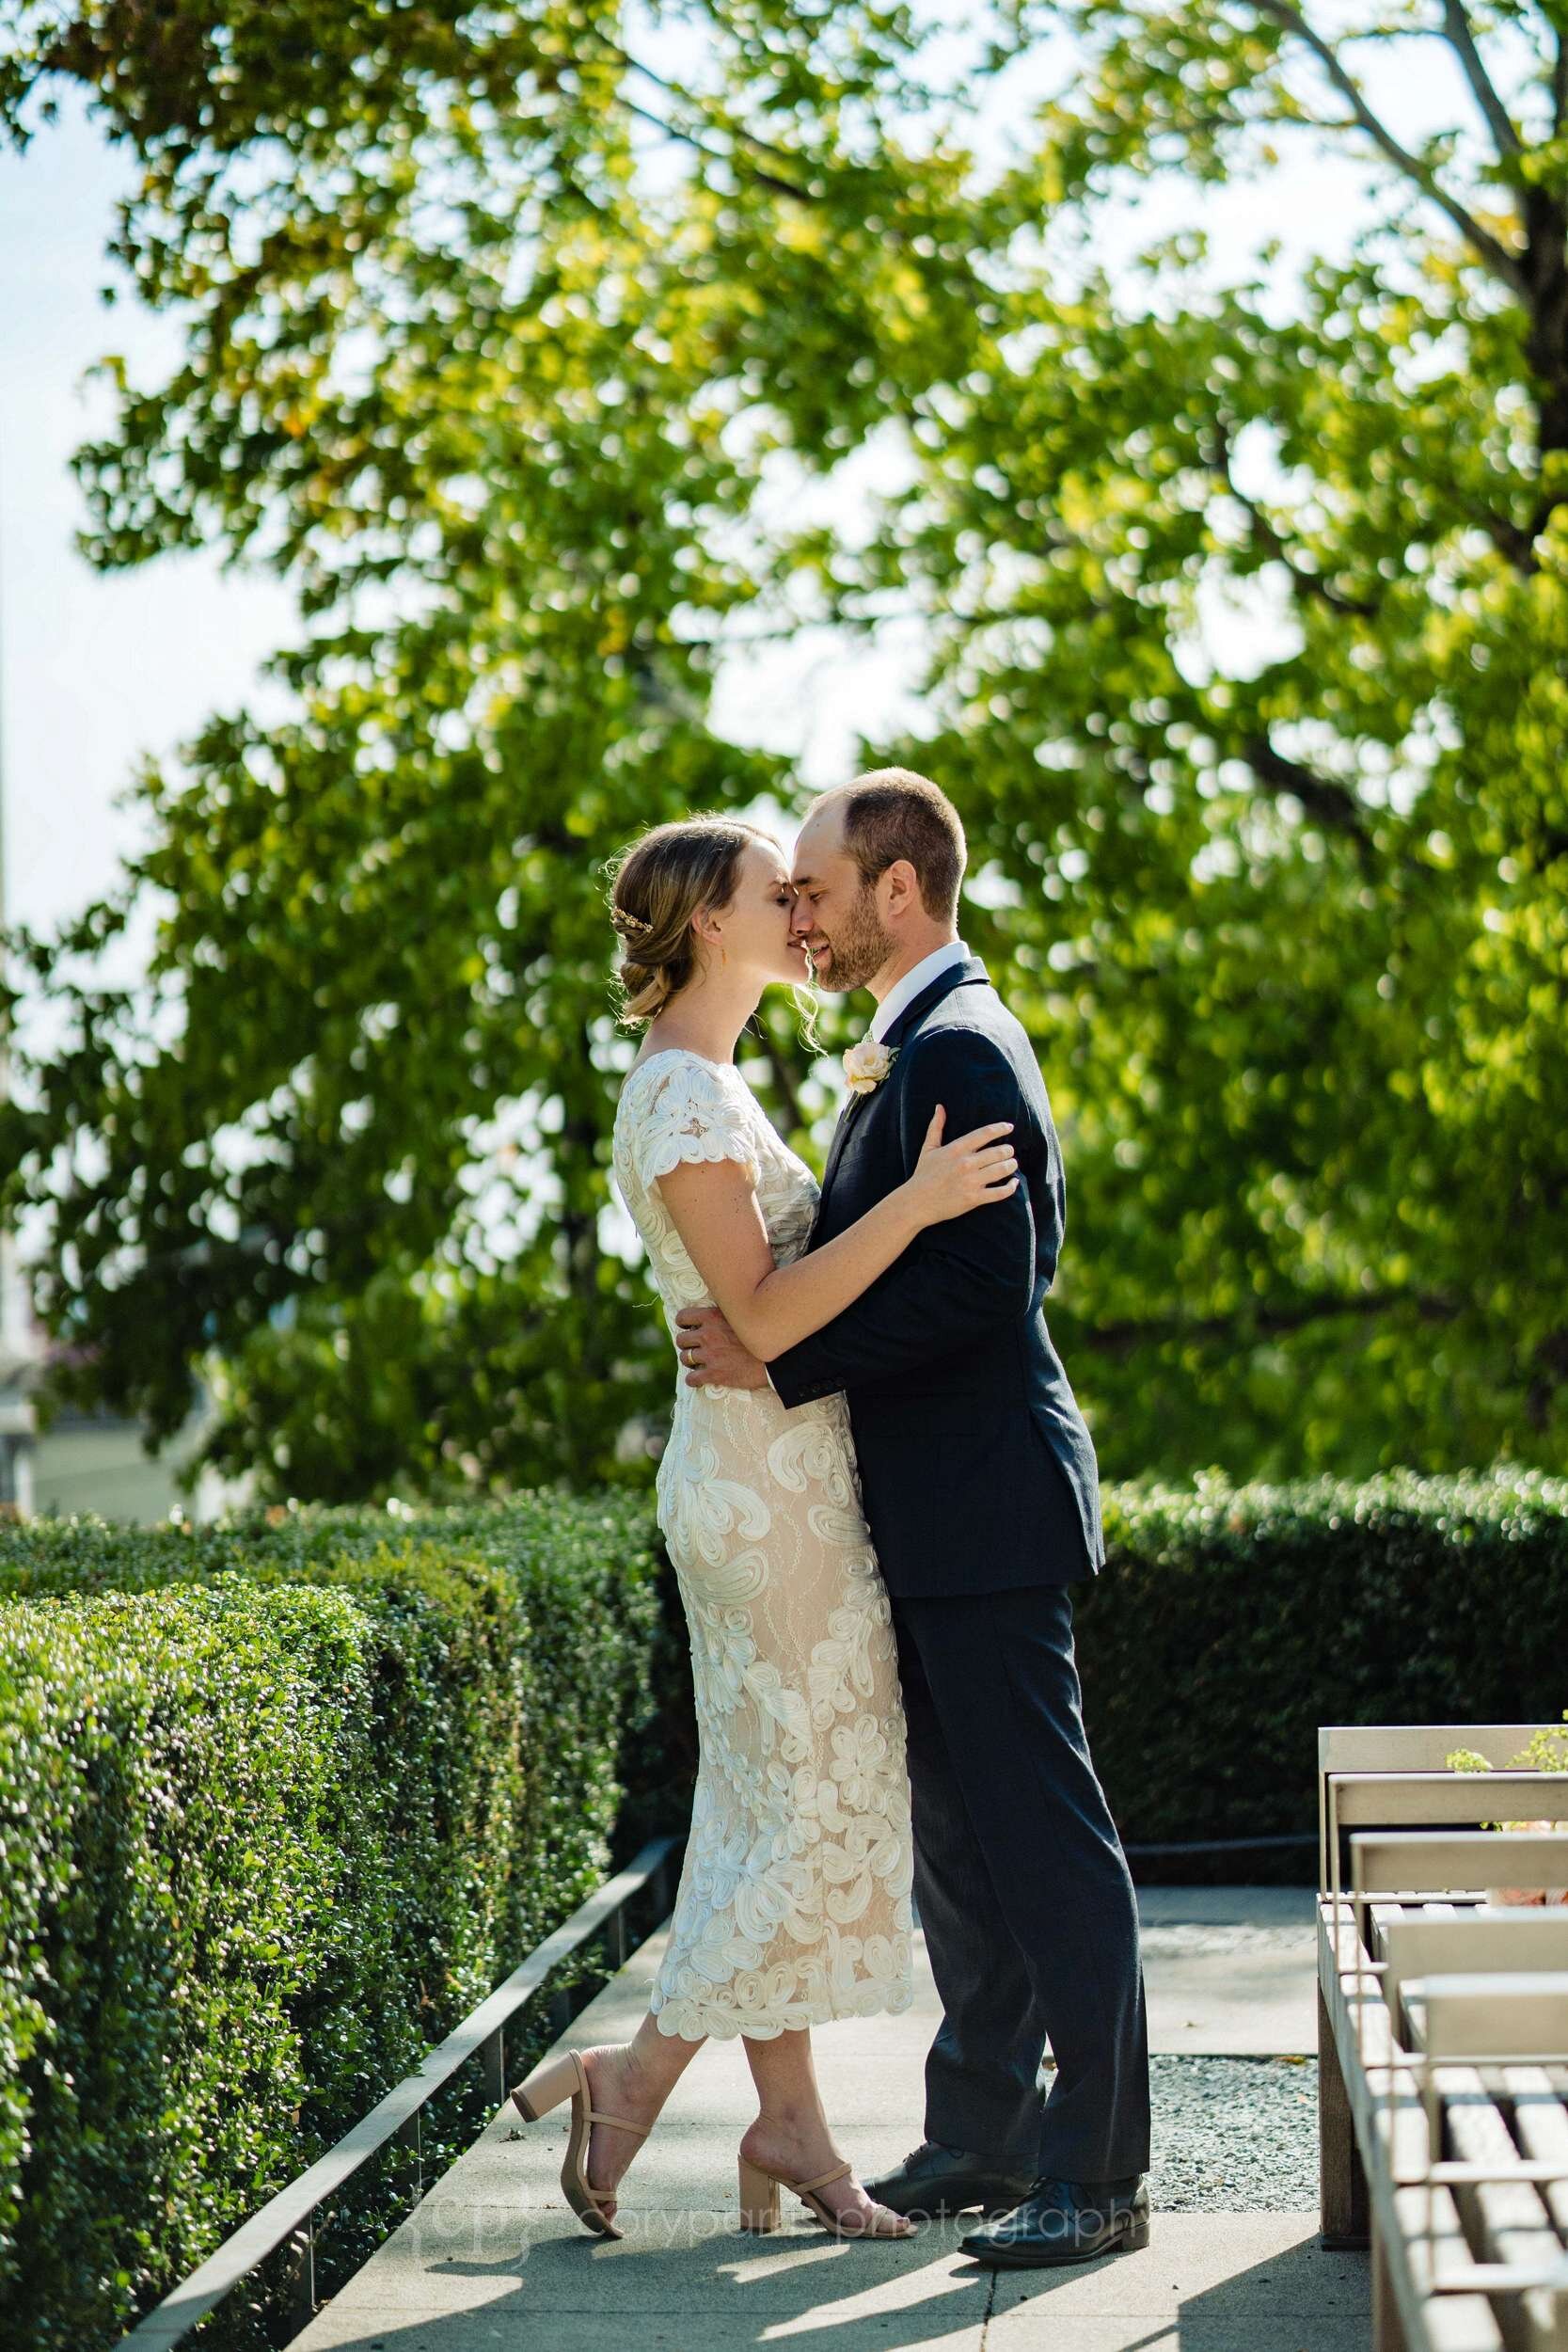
[[867, 939, 972, 1042]]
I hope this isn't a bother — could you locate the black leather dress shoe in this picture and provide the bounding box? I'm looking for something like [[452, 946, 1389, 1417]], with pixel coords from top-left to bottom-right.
[[960, 2173, 1150, 2266], [862, 2140, 1036, 2219]]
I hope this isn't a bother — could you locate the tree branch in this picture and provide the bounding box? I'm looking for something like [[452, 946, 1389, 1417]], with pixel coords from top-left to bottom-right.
[[1242, 733, 1375, 848], [599, 39, 816, 177], [1439, 0, 1524, 157], [1524, 1321, 1568, 1429], [578, 31, 817, 203], [618, 96, 811, 202], [1467, 489, 1568, 571], [1248, 0, 1529, 293], [675, 592, 1101, 650], [1206, 426, 1380, 616]]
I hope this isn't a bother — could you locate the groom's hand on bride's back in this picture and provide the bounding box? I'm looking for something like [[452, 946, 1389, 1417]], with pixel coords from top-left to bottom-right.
[[675, 1305, 770, 1390]]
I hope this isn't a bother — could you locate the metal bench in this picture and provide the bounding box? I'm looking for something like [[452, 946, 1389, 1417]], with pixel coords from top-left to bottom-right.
[[1316, 1723, 1568, 2351]]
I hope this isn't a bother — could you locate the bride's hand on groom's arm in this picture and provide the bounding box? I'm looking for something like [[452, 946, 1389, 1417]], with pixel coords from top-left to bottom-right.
[[674, 1306, 770, 1390], [905, 1104, 1019, 1224]]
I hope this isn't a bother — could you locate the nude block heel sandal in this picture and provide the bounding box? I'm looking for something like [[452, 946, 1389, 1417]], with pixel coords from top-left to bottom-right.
[[737, 2155, 784, 2233], [737, 2154, 904, 2240], [510, 2049, 648, 2241]]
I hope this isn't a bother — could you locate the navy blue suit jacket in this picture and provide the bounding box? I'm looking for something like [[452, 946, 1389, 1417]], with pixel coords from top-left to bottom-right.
[[767, 955, 1104, 1597]]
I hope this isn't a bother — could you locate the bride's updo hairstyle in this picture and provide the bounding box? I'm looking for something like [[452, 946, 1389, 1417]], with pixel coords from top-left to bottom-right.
[[606, 815, 778, 1024]]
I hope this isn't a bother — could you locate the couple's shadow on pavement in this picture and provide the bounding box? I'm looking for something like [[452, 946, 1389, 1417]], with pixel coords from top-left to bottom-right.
[[325, 2208, 993, 2351], [310, 2201, 1370, 2351]]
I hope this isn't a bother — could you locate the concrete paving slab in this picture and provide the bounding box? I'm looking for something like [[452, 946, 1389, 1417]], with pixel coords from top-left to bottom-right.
[[295, 2219, 1368, 2351], [986, 2216, 1367, 2316], [985, 2323, 1368, 2351], [295, 2303, 990, 2352], [1137, 1911, 1317, 2056], [987, 2216, 1370, 2352], [293, 2315, 1364, 2352], [294, 2315, 994, 2352], [292, 1888, 1362, 2352], [297, 2214, 997, 2343]]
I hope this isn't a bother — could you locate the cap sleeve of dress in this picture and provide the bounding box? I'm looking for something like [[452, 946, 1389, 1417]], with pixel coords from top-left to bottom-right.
[[626, 1056, 762, 1193]]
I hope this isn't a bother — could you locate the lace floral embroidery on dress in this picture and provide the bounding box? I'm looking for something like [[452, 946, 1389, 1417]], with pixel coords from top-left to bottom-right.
[[626, 1053, 764, 1196], [610, 1049, 914, 2040]]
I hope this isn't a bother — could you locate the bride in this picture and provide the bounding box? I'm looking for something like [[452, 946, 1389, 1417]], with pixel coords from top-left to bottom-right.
[[508, 813, 1019, 2242]]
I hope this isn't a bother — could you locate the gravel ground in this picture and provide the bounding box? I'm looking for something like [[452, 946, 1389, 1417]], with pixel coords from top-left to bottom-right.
[[1148, 2054, 1320, 2210]]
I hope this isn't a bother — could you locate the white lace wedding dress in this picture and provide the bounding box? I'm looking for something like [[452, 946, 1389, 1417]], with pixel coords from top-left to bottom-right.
[[611, 1046, 915, 2041]]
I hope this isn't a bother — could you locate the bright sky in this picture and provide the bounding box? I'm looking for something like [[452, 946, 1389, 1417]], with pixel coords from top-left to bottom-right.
[[0, 28, 1486, 958], [0, 83, 911, 963], [0, 93, 298, 974]]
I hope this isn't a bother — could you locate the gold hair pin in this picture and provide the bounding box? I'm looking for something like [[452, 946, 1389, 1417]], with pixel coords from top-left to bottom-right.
[[610, 904, 655, 941]]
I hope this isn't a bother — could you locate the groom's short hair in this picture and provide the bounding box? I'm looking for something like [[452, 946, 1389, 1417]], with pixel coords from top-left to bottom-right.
[[839, 768, 966, 923]]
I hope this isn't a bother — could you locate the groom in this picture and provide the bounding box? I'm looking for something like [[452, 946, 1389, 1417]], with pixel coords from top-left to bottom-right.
[[676, 768, 1151, 2266]]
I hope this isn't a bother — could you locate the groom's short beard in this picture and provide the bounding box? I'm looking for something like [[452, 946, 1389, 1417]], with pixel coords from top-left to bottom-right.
[[816, 879, 895, 993]]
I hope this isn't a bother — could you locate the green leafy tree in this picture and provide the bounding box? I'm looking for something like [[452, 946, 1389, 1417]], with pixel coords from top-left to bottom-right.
[[1, 0, 1564, 1497]]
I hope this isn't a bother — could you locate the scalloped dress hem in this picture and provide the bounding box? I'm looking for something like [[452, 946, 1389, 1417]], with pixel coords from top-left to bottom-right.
[[649, 1978, 917, 2041]]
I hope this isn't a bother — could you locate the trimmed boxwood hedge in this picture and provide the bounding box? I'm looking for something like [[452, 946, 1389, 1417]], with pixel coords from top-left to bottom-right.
[[1076, 1468, 1568, 1879], [2, 1470, 1563, 2344], [0, 1492, 665, 2351]]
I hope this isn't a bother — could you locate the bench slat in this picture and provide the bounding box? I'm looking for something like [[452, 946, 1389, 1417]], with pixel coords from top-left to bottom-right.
[[1317, 1731, 1568, 2351], [1439, 2066, 1565, 2352], [1322, 1731, 1564, 1774], [1388, 2181, 1507, 2351], [1379, 1915, 1568, 2024], [1406, 1976, 1568, 2063], [1352, 1835, 1568, 1895], [1506, 2069, 1568, 2243], [1333, 1773, 1568, 1828]]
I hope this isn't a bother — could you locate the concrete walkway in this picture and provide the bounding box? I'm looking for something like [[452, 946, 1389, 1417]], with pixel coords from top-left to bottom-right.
[[294, 1888, 1370, 2351]]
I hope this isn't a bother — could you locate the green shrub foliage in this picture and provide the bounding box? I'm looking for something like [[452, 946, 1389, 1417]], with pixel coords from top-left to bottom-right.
[[2, 1470, 1562, 2341], [0, 1493, 662, 2348], [1078, 1470, 1568, 1876]]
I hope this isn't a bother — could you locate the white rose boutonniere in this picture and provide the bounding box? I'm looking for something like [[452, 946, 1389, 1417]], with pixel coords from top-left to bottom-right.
[[843, 1037, 897, 1096]]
